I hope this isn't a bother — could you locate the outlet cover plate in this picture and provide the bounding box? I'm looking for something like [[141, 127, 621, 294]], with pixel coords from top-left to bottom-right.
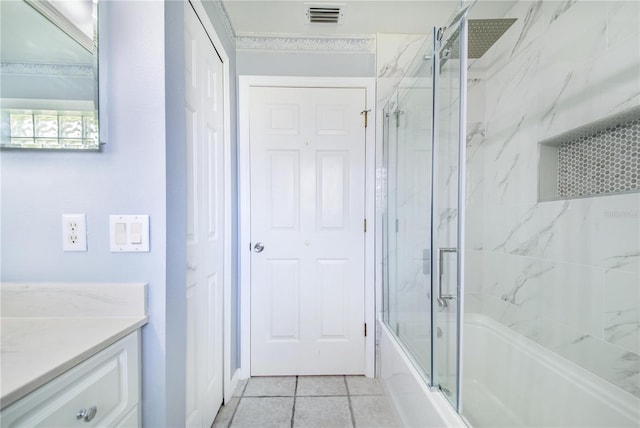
[[62, 214, 87, 252]]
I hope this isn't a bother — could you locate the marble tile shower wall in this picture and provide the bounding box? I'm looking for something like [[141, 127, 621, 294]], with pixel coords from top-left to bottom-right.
[[376, 34, 431, 338], [376, 34, 429, 115], [465, 0, 640, 398], [376, 33, 429, 266]]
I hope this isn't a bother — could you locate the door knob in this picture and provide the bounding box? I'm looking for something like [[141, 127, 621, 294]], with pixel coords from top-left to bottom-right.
[[254, 242, 264, 253]]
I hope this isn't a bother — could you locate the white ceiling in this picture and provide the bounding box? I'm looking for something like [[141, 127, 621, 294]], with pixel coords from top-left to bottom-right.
[[221, 1, 517, 37]]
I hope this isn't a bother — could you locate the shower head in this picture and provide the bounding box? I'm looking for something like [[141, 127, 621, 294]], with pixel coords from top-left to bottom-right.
[[440, 18, 517, 62], [468, 18, 517, 58]]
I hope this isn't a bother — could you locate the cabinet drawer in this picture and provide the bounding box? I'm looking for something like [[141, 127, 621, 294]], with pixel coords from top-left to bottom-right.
[[1, 331, 140, 427], [113, 405, 140, 428]]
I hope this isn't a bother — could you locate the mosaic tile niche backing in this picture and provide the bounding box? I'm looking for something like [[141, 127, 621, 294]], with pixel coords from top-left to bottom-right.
[[557, 117, 639, 198]]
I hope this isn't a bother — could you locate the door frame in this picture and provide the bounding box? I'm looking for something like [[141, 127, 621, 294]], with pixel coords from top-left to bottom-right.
[[239, 76, 376, 378], [188, 0, 238, 404]]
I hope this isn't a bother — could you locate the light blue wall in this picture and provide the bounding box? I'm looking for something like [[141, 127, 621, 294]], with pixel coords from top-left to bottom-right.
[[1, 1, 183, 426], [164, 1, 188, 426], [238, 50, 375, 77], [1, 1, 241, 425], [1, 1, 370, 423]]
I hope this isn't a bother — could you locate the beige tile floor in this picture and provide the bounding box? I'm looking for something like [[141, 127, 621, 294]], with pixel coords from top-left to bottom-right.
[[212, 376, 401, 428]]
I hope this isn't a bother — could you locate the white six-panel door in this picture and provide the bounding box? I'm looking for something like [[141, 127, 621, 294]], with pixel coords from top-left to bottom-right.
[[249, 87, 366, 375], [185, 2, 224, 426]]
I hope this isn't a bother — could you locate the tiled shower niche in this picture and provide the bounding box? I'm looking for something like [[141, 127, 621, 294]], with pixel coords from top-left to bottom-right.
[[539, 106, 640, 201]]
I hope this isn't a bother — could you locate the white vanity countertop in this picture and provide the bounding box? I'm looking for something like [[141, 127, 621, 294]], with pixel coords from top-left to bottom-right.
[[0, 282, 148, 410]]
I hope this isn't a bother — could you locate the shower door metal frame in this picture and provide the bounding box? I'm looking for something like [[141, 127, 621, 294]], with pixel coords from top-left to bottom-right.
[[429, 12, 469, 413], [456, 14, 468, 414], [428, 25, 438, 392]]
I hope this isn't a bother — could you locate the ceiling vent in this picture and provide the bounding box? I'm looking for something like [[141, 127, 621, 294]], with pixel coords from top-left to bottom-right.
[[306, 6, 342, 24]]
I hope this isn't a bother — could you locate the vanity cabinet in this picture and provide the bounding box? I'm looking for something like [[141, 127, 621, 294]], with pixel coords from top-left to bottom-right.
[[1, 331, 141, 427]]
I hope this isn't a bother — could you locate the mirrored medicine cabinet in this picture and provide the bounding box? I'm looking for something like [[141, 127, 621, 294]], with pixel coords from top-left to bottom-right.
[[0, 0, 101, 151]]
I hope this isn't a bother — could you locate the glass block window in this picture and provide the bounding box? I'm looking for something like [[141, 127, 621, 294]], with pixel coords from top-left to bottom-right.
[[3, 109, 98, 150], [557, 118, 639, 198]]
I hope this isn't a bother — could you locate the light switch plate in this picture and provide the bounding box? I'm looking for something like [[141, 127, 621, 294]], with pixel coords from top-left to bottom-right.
[[109, 215, 149, 252]]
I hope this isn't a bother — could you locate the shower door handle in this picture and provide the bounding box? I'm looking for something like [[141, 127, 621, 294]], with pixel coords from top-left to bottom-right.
[[437, 247, 457, 308]]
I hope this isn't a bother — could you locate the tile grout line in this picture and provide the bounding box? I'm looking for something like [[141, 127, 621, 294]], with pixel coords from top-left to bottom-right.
[[226, 378, 249, 428], [344, 376, 357, 428], [291, 376, 299, 428], [226, 377, 382, 427], [243, 394, 302, 397], [243, 393, 379, 398]]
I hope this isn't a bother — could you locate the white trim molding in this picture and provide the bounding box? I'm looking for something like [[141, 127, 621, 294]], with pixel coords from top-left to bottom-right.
[[236, 35, 376, 52], [239, 75, 377, 379], [210, 0, 236, 43], [188, 1, 378, 54], [0, 62, 93, 77]]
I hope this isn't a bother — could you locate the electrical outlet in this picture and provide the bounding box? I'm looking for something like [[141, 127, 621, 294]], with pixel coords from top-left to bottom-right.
[[62, 214, 87, 252]]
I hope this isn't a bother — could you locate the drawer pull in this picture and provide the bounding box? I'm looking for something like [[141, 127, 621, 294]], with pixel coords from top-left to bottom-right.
[[76, 406, 98, 422]]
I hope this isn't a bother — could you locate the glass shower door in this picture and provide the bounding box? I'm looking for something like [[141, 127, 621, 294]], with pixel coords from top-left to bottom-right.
[[384, 93, 401, 341], [394, 83, 434, 375], [382, 45, 435, 380], [432, 17, 467, 411]]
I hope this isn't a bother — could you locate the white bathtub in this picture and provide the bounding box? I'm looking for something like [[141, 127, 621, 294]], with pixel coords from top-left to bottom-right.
[[463, 313, 639, 427], [378, 319, 464, 428], [379, 314, 640, 427]]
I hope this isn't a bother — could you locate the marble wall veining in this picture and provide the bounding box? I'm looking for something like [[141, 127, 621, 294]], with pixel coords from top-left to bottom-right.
[[376, 34, 436, 378], [376, 33, 429, 112], [466, 0, 640, 398], [375, 33, 430, 328]]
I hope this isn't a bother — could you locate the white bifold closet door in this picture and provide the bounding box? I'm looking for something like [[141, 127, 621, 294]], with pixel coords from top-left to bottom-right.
[[184, 2, 224, 427]]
